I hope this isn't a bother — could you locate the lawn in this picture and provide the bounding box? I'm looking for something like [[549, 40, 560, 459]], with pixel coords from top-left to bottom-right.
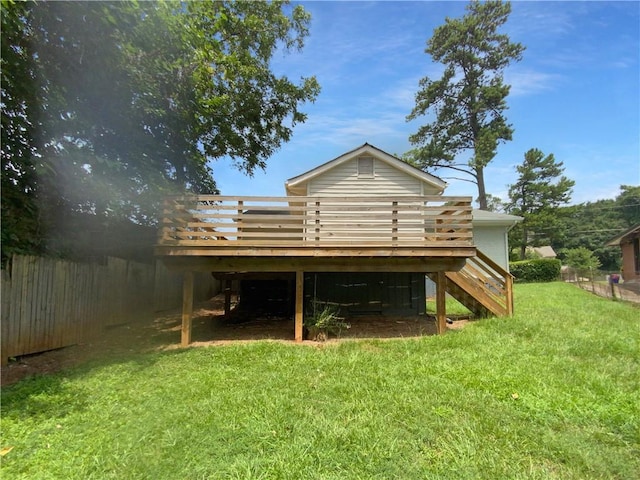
[[1, 283, 638, 479]]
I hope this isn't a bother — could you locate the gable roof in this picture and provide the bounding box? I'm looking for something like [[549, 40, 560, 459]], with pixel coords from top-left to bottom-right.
[[605, 224, 640, 246], [285, 143, 447, 196]]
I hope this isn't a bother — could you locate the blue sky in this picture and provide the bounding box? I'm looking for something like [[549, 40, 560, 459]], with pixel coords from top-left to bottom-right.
[[211, 1, 639, 205]]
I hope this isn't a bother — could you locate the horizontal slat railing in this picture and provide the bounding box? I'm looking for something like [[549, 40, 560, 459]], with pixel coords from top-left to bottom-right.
[[158, 195, 473, 249], [442, 249, 514, 316]]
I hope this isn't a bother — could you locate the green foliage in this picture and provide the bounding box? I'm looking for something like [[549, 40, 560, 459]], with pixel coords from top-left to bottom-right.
[[1, 1, 43, 261], [305, 301, 350, 339], [507, 148, 575, 260], [406, 0, 524, 210], [616, 185, 640, 227], [509, 258, 561, 283], [525, 248, 542, 260], [479, 193, 507, 213], [2, 284, 638, 478], [1, 0, 319, 262], [562, 247, 602, 278], [550, 185, 638, 271], [425, 296, 472, 316]]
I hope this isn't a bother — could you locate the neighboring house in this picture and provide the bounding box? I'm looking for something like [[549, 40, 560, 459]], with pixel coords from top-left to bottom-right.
[[606, 224, 640, 282], [527, 245, 557, 259], [157, 143, 520, 345]]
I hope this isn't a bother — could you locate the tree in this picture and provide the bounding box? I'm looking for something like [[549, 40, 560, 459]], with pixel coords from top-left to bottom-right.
[[507, 148, 575, 260], [406, 0, 524, 210], [563, 247, 601, 280], [549, 186, 639, 271], [1, 0, 45, 260], [617, 185, 640, 227], [552, 201, 622, 271], [1, 0, 319, 262], [478, 193, 506, 213]]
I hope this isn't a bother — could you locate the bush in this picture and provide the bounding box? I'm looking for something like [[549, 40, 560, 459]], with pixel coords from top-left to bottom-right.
[[509, 258, 561, 283], [561, 247, 601, 278], [304, 301, 350, 341]]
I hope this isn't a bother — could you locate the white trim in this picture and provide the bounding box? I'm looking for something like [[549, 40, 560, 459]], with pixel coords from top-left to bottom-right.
[[504, 230, 510, 272], [472, 210, 523, 227]]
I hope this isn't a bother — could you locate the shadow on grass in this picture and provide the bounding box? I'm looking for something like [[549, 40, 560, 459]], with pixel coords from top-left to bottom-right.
[[1, 294, 457, 389]]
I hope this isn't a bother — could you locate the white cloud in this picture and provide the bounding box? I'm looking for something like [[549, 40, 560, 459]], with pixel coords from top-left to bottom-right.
[[508, 4, 576, 40], [506, 69, 564, 96]]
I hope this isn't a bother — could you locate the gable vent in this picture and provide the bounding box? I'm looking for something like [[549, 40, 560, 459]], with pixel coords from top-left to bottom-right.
[[357, 156, 374, 178]]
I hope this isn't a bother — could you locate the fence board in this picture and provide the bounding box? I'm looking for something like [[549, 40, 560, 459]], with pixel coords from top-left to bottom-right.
[[1, 255, 219, 364], [1, 271, 11, 360]]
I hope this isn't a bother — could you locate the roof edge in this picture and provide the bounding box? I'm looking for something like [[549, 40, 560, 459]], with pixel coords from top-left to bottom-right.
[[285, 143, 447, 192], [605, 223, 640, 246]]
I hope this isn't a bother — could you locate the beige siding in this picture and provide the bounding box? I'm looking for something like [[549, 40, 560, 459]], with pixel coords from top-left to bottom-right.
[[307, 157, 440, 196], [305, 158, 436, 242]]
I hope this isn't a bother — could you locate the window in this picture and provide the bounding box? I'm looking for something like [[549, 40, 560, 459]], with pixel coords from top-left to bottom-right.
[[357, 156, 374, 178]]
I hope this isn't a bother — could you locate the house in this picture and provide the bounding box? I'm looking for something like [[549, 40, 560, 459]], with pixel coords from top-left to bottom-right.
[[472, 210, 522, 269], [423, 208, 520, 299], [156, 143, 520, 345], [606, 224, 640, 282], [527, 245, 557, 259], [285, 144, 520, 316]]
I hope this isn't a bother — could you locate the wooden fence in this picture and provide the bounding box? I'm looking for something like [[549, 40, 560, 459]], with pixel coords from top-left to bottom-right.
[[1, 255, 219, 363], [574, 280, 640, 304]]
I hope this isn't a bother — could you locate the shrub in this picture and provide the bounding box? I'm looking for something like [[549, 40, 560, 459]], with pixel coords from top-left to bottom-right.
[[562, 247, 601, 279], [509, 258, 561, 283], [304, 301, 350, 341]]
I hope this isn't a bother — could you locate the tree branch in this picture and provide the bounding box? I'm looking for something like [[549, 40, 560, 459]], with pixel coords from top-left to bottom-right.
[[433, 163, 478, 179], [441, 175, 478, 184]]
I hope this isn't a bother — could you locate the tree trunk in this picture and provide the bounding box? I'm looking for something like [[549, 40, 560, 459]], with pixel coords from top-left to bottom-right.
[[476, 166, 488, 210], [519, 224, 528, 260]]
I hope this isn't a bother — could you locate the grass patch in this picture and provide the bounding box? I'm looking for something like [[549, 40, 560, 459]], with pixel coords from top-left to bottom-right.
[[426, 295, 472, 316], [2, 283, 638, 479]]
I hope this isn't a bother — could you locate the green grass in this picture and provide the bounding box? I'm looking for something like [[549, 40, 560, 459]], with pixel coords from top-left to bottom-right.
[[2, 283, 638, 479], [426, 295, 473, 316]]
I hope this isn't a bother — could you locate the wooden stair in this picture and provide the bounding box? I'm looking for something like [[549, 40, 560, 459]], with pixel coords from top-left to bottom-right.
[[430, 250, 514, 318]]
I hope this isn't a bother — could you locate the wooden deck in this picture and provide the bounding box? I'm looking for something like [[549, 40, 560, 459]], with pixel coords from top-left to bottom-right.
[[156, 195, 476, 265], [155, 195, 483, 345]]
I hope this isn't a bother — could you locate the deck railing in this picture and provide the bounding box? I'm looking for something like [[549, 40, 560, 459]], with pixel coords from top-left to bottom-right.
[[158, 195, 473, 249]]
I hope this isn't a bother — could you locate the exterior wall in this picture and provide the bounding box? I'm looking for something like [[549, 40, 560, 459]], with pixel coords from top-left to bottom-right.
[[621, 238, 640, 281], [473, 225, 509, 271], [307, 156, 440, 196], [304, 157, 441, 243], [305, 272, 426, 315], [425, 225, 510, 299]]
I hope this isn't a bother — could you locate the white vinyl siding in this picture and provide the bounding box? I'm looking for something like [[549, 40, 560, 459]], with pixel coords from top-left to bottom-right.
[[473, 226, 509, 271], [427, 225, 510, 297], [307, 157, 439, 196], [304, 157, 440, 243]]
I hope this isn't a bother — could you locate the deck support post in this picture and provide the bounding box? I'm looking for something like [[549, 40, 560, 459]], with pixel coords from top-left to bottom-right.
[[505, 275, 514, 316], [436, 270, 447, 334], [181, 271, 194, 347], [295, 270, 304, 342], [224, 279, 232, 317]]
